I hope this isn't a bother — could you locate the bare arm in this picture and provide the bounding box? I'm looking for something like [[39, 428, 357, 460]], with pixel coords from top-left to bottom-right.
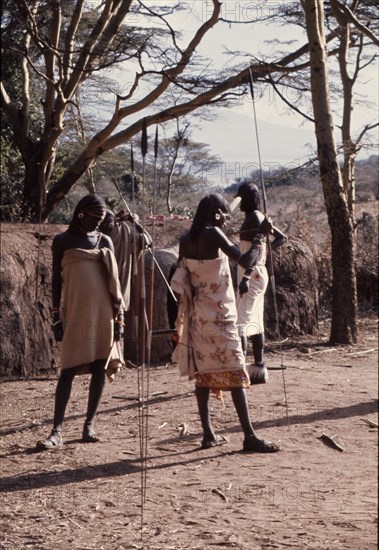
[[271, 225, 288, 251], [51, 234, 65, 311], [179, 227, 261, 269]]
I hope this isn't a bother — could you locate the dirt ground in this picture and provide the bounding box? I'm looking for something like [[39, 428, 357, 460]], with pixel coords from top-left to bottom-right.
[[0, 315, 377, 550]]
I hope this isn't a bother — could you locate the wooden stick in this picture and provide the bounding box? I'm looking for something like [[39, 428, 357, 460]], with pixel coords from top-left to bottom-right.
[[211, 488, 228, 501], [349, 348, 377, 357], [319, 432, 344, 452], [361, 418, 378, 428]]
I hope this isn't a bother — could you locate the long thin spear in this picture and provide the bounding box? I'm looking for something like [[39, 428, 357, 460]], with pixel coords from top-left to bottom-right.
[[111, 176, 177, 303], [248, 67, 290, 428], [141, 118, 148, 205], [142, 123, 159, 516], [130, 143, 140, 353], [147, 125, 159, 364], [138, 119, 149, 534]]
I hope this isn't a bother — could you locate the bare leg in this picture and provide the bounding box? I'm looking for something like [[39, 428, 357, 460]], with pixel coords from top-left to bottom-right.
[[36, 366, 77, 449], [85, 360, 106, 424], [53, 367, 77, 431], [195, 386, 219, 448], [251, 333, 264, 365], [83, 360, 106, 442], [230, 388, 256, 438], [249, 333, 269, 385], [240, 335, 248, 357], [231, 387, 280, 452], [195, 386, 215, 440]]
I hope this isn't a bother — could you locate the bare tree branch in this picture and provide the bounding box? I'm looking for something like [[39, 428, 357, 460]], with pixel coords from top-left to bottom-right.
[[63, 0, 85, 85], [330, 0, 379, 46], [265, 73, 315, 123]]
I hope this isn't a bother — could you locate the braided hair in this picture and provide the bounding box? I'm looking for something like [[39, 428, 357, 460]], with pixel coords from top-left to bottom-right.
[[189, 193, 231, 241], [236, 181, 261, 213], [69, 194, 107, 232], [99, 209, 116, 236]]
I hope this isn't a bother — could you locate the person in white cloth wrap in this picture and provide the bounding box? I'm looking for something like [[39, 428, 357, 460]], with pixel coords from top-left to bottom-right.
[[171, 194, 280, 453], [236, 181, 287, 385], [37, 195, 125, 450]]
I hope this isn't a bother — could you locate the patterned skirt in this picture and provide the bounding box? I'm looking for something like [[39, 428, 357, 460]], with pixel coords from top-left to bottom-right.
[[195, 369, 250, 390]]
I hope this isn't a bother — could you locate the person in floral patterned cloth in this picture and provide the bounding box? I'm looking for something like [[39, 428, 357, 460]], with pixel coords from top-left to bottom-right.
[[171, 193, 280, 453]]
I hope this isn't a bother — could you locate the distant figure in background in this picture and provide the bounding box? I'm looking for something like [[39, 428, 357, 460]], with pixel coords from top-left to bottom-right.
[[100, 209, 133, 310], [171, 193, 280, 453], [36, 194, 125, 450], [100, 209, 152, 357], [236, 181, 287, 385]]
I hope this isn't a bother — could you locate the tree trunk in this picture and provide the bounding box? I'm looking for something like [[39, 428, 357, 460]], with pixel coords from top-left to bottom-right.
[[302, 0, 357, 343], [330, 0, 359, 221], [42, 158, 90, 220], [22, 146, 47, 221]]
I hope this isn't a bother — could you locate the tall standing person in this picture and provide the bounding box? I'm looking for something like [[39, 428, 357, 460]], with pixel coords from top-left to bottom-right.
[[171, 193, 280, 453], [100, 208, 152, 309], [236, 181, 287, 384], [36, 194, 125, 450]]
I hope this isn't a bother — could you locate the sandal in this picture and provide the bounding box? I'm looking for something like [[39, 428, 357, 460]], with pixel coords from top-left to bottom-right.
[[201, 434, 228, 449], [242, 435, 281, 453], [82, 423, 100, 443], [36, 430, 63, 451]]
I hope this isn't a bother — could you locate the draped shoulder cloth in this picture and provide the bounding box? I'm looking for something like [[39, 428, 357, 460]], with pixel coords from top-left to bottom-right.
[[60, 248, 125, 381]]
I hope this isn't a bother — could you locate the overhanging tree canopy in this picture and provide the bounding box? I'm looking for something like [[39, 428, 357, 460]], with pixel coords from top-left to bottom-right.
[[1, 0, 314, 221]]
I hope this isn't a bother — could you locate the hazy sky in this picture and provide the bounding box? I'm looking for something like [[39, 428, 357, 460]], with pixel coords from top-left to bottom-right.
[[97, 1, 378, 184], [179, 1, 378, 182]]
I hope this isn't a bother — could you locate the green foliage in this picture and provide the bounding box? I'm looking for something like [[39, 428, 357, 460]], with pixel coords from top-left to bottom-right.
[[47, 193, 81, 224], [119, 173, 143, 197], [224, 164, 319, 196], [0, 133, 25, 221]]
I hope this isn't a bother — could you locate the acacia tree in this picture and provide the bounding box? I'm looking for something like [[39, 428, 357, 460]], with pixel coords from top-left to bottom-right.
[[329, 0, 378, 221], [233, 0, 377, 344], [1, 0, 376, 346], [251, 0, 378, 225], [1, 0, 314, 221], [86, 122, 221, 218], [301, 0, 358, 344], [155, 121, 220, 215]]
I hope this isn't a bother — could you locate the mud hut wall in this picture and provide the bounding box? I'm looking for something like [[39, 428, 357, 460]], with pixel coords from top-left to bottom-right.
[[0, 224, 62, 378], [144, 248, 178, 362], [264, 238, 319, 338], [0, 226, 318, 379]]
